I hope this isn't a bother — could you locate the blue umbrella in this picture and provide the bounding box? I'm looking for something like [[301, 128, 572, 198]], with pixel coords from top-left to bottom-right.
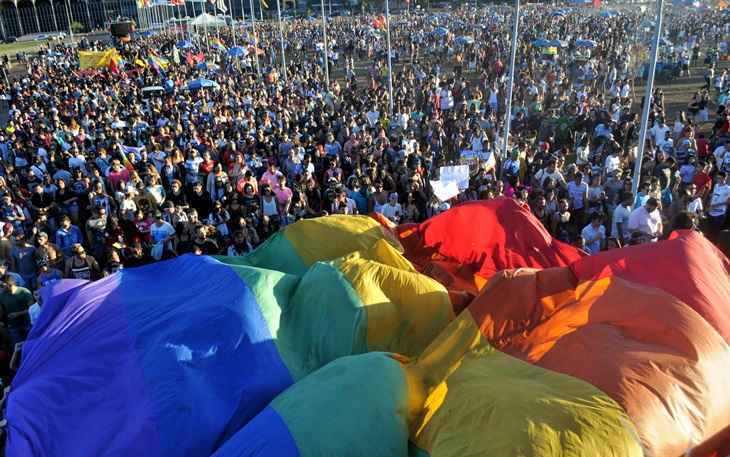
[[549, 39, 568, 48], [186, 78, 219, 91], [532, 38, 552, 47], [196, 62, 208, 70], [455, 36, 475, 45], [434, 27, 449, 37], [176, 40, 194, 49], [227, 46, 247, 57], [575, 39, 597, 48], [551, 11, 566, 17]]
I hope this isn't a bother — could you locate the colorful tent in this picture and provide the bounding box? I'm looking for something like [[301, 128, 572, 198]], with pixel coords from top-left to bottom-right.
[[4, 207, 730, 457]]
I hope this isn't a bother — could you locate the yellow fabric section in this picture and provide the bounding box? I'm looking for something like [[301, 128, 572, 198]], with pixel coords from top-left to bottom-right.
[[284, 215, 402, 266], [79, 49, 121, 69], [358, 238, 418, 273], [407, 313, 643, 457], [334, 250, 454, 358]]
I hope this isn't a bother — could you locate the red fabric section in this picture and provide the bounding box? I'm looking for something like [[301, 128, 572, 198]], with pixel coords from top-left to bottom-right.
[[396, 198, 585, 296], [571, 230, 730, 342]]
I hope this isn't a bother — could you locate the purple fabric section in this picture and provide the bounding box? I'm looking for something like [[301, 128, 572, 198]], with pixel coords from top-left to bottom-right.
[[5, 274, 160, 457]]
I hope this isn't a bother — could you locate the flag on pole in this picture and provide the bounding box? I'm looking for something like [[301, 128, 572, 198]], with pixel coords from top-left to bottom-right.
[[372, 15, 386, 29], [119, 145, 142, 171], [79, 49, 123, 70], [208, 0, 228, 12], [210, 37, 227, 51]]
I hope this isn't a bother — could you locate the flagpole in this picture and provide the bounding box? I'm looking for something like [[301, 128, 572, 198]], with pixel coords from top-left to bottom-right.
[[49, 0, 59, 32], [501, 0, 519, 159], [320, 0, 329, 88], [275, 0, 285, 81], [632, 0, 664, 196], [64, 0, 73, 38], [384, 0, 393, 114], [204, 4, 210, 55], [249, 0, 259, 75], [227, 0, 236, 47]]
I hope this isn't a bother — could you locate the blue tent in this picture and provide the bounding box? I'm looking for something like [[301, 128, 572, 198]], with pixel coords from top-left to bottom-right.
[[186, 78, 220, 90], [599, 10, 618, 17], [532, 38, 552, 47]]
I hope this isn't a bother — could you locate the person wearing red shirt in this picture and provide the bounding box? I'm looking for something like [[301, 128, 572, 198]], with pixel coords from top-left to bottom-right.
[[692, 161, 713, 198]]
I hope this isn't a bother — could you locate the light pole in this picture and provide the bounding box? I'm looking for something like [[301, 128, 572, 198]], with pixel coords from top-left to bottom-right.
[[32, 0, 41, 32], [320, 0, 329, 88], [13, 0, 24, 37], [249, 0, 259, 75], [632, 0, 664, 196], [276, 0, 285, 80], [49, 0, 59, 32], [501, 0, 519, 159], [84, 0, 92, 30], [385, 0, 393, 113], [64, 0, 73, 38]]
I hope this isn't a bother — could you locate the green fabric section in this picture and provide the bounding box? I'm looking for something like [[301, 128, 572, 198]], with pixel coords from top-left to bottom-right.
[[278, 262, 369, 380], [236, 232, 308, 275], [272, 352, 410, 457], [409, 442, 431, 457], [212, 257, 302, 375]]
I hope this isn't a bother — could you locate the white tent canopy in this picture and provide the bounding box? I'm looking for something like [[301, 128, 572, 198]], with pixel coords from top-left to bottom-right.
[[190, 13, 226, 28]]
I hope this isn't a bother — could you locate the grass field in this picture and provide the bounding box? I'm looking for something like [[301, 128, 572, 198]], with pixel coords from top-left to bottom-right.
[[0, 40, 48, 56]]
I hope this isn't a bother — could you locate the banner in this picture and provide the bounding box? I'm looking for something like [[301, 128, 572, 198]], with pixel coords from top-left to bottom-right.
[[430, 180, 460, 202], [439, 165, 470, 190], [79, 49, 122, 70]]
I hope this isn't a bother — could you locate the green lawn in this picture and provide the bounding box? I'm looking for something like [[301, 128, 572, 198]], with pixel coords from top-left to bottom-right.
[[0, 40, 47, 56]]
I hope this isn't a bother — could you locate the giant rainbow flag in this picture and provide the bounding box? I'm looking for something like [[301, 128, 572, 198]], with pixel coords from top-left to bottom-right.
[[4, 198, 730, 457]]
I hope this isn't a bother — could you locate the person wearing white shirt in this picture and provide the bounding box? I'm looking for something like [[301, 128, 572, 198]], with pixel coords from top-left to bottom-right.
[[581, 214, 606, 254], [604, 151, 621, 175], [567, 172, 589, 212], [650, 120, 671, 148], [708, 172, 730, 237], [713, 140, 730, 173], [380, 193, 402, 223], [628, 198, 663, 241], [611, 192, 633, 245]]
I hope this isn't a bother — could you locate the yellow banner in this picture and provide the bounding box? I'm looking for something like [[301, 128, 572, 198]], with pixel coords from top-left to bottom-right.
[[79, 49, 120, 70]]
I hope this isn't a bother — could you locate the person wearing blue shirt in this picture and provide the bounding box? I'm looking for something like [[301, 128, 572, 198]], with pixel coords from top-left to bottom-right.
[[55, 215, 84, 257]]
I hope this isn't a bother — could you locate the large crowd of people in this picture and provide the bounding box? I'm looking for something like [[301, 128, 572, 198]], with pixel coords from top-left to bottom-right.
[[0, 4, 727, 358]]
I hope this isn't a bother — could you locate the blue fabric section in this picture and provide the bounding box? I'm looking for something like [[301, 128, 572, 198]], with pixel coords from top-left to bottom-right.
[[6, 255, 294, 457], [211, 406, 301, 457]]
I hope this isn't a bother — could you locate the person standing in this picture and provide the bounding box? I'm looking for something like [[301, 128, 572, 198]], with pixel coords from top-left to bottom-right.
[[0, 274, 33, 347], [581, 213, 606, 255], [628, 198, 663, 242], [708, 172, 730, 239]]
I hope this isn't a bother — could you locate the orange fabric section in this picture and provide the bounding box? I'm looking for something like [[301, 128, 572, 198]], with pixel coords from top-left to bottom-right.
[[571, 230, 730, 342], [468, 268, 730, 456]]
